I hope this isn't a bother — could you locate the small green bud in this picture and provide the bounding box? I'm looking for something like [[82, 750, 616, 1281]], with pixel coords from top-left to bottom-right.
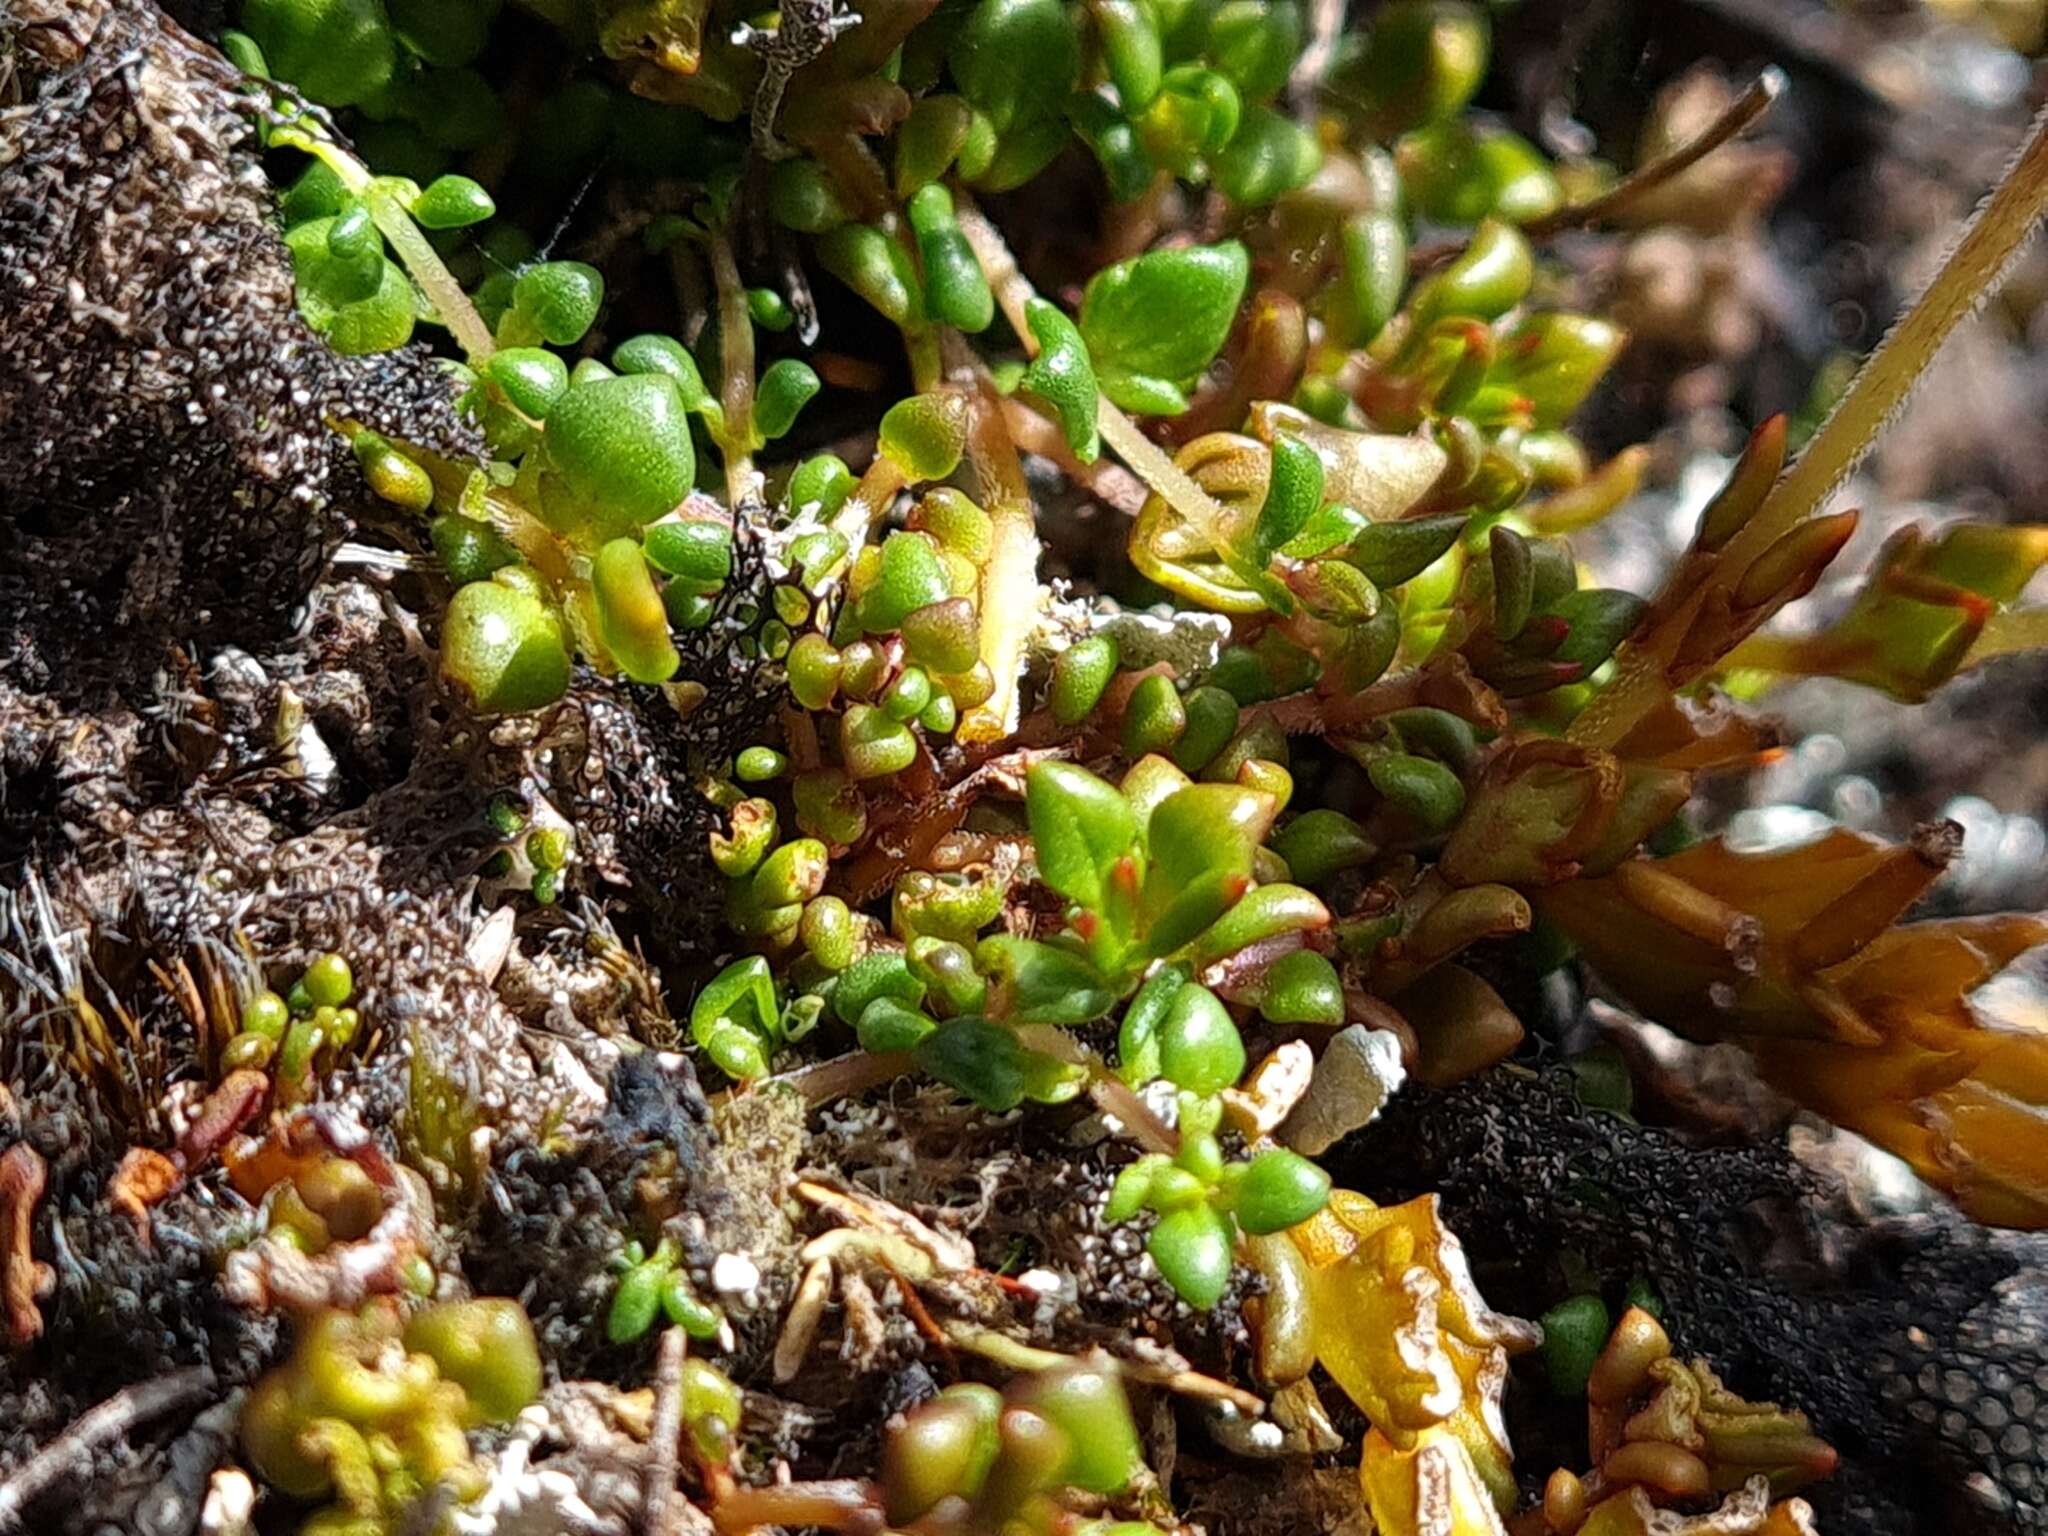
[[951, 0, 1080, 132], [1410, 218, 1532, 324], [755, 359, 822, 441], [1213, 105, 1321, 206], [908, 184, 995, 333], [506, 260, 604, 348], [304, 953, 353, 1009], [1020, 299, 1101, 462], [817, 223, 924, 328], [661, 1274, 723, 1339], [747, 286, 795, 332], [690, 955, 779, 1079], [748, 838, 830, 909], [834, 949, 928, 1028], [794, 767, 869, 846], [485, 348, 570, 421], [800, 896, 859, 972], [1257, 948, 1343, 1025], [786, 633, 844, 710], [1177, 1128, 1225, 1186], [1346, 0, 1488, 134], [278, 1015, 326, 1081], [900, 598, 981, 675], [1009, 1365, 1143, 1494], [768, 158, 850, 234], [1104, 1154, 1167, 1223], [884, 1388, 1002, 1523], [906, 937, 988, 1016], [1121, 672, 1187, 758], [642, 518, 734, 592], [840, 704, 920, 781], [402, 1298, 542, 1425], [1049, 635, 1119, 724], [912, 487, 995, 560], [1272, 809, 1376, 885], [539, 374, 695, 541], [786, 455, 857, 520], [1367, 751, 1466, 833], [1157, 983, 1245, 1095], [222, 1032, 276, 1072], [882, 666, 934, 723], [591, 537, 681, 685], [1232, 1148, 1331, 1234], [411, 174, 495, 229], [1146, 1203, 1235, 1308], [242, 990, 291, 1041], [328, 1006, 361, 1047], [895, 95, 974, 197], [862, 532, 953, 634], [856, 997, 938, 1053], [1172, 686, 1240, 772], [1093, 0, 1163, 110], [612, 334, 719, 418], [280, 159, 348, 226], [736, 746, 789, 782], [878, 393, 971, 482]]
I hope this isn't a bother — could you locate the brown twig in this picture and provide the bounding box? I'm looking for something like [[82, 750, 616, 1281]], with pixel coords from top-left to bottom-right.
[[1410, 67, 1787, 273], [642, 1327, 688, 1536], [1523, 68, 1786, 239], [1285, 0, 1346, 118], [769, 1048, 915, 1107], [0, 1367, 217, 1531]]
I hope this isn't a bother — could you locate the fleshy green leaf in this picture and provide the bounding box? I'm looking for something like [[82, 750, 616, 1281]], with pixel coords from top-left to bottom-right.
[[977, 935, 1115, 1025], [1026, 761, 1139, 913], [1079, 243, 1250, 417]]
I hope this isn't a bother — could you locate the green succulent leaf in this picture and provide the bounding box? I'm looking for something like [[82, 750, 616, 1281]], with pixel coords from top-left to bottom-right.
[[976, 935, 1115, 1025], [1146, 1203, 1236, 1308], [1021, 299, 1102, 463], [1079, 242, 1250, 416], [1026, 761, 1140, 914]]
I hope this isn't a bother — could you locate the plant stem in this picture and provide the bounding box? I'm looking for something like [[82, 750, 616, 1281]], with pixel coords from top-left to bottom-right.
[[708, 230, 758, 507], [953, 195, 1242, 549], [368, 187, 498, 362], [958, 381, 1040, 744], [1572, 98, 2048, 748], [277, 126, 497, 362], [1522, 69, 1784, 240]]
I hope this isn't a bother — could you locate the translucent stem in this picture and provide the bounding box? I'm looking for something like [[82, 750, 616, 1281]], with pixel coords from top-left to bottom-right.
[[958, 383, 1040, 743], [708, 230, 757, 507], [277, 126, 496, 362]]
